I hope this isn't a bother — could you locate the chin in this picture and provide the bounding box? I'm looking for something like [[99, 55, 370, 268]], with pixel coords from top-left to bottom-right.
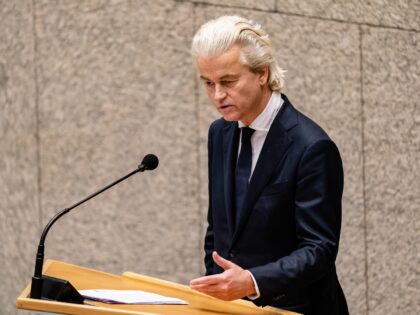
[[222, 116, 239, 122], [219, 112, 240, 122]]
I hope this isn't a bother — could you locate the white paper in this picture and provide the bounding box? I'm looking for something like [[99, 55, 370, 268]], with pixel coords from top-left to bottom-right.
[[78, 289, 188, 305]]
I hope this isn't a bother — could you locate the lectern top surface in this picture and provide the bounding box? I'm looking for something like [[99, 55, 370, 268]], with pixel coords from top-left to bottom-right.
[[17, 260, 300, 315]]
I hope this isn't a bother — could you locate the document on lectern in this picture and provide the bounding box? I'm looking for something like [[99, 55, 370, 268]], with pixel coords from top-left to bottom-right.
[[79, 289, 188, 305]]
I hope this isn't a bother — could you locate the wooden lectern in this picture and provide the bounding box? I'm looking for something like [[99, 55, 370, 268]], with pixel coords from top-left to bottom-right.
[[17, 260, 300, 315]]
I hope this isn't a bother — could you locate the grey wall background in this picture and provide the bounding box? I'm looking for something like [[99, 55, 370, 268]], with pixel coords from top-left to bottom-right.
[[0, 1, 418, 314]]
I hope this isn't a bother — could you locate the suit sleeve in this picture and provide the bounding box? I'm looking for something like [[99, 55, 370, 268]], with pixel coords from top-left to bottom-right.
[[248, 139, 344, 306], [204, 124, 215, 275]]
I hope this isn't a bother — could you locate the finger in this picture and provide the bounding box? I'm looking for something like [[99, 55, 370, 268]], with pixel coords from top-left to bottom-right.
[[190, 282, 226, 294], [212, 251, 235, 270], [190, 274, 224, 286], [190, 283, 217, 290], [191, 284, 223, 294]]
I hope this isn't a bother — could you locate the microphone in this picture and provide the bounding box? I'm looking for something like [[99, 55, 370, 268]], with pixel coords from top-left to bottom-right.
[[138, 153, 159, 171], [30, 154, 159, 303]]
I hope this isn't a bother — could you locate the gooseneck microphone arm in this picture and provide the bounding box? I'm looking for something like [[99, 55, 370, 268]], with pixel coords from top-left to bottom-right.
[[30, 154, 159, 301], [33, 168, 139, 278]]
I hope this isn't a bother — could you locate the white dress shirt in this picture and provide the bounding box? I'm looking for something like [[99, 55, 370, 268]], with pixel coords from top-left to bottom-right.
[[238, 91, 284, 178], [237, 91, 284, 299]]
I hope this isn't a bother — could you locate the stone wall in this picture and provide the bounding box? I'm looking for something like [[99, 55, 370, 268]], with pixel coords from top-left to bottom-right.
[[0, 1, 418, 314]]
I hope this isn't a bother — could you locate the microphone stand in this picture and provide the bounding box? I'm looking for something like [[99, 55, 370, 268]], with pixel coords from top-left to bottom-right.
[[30, 159, 155, 303]]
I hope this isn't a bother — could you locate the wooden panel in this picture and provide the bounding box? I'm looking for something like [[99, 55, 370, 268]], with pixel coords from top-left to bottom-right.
[[17, 260, 299, 315]]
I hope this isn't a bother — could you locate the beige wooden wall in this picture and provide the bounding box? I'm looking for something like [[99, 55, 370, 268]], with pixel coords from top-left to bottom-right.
[[0, 1, 418, 314]]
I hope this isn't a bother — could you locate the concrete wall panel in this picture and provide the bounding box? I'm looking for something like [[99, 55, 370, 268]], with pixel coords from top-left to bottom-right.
[[192, 0, 275, 11], [276, 0, 420, 31], [34, 0, 198, 284], [0, 2, 39, 314], [363, 26, 420, 315]]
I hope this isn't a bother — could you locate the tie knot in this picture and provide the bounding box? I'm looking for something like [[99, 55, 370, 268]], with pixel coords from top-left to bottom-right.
[[241, 127, 255, 142]]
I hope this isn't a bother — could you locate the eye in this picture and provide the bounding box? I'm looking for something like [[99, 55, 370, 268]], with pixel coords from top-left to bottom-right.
[[221, 80, 236, 87], [204, 80, 215, 87]]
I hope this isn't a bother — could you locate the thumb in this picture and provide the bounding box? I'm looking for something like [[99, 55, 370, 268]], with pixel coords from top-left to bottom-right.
[[212, 251, 236, 270]]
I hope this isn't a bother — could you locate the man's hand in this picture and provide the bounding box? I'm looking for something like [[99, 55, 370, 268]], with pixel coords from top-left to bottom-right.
[[190, 251, 256, 301]]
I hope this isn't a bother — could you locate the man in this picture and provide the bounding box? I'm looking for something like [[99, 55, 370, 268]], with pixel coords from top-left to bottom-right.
[[189, 16, 349, 315]]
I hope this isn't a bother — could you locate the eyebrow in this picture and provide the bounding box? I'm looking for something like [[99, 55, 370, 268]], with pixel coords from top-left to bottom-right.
[[199, 74, 238, 81]]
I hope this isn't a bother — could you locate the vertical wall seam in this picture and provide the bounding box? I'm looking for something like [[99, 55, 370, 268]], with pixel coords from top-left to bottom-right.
[[31, 0, 42, 230], [192, 3, 204, 276], [359, 25, 369, 315]]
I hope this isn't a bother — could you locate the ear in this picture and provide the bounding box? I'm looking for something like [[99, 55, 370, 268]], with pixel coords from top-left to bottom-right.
[[257, 66, 270, 86]]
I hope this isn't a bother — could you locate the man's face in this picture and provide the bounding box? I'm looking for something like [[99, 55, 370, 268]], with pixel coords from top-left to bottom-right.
[[196, 45, 270, 125]]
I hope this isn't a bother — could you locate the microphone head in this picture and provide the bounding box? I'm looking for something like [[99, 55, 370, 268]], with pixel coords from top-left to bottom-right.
[[140, 154, 159, 171]]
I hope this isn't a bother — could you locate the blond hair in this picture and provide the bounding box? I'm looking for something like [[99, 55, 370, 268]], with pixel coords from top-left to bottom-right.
[[191, 15, 285, 91]]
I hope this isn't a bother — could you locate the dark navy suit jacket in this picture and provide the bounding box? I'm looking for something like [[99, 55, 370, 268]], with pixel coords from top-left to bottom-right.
[[204, 95, 349, 314]]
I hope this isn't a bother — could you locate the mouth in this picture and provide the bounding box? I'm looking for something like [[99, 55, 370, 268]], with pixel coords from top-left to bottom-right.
[[219, 104, 232, 110]]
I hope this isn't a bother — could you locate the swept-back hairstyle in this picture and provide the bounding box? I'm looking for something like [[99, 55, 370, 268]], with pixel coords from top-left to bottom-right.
[[191, 15, 285, 91]]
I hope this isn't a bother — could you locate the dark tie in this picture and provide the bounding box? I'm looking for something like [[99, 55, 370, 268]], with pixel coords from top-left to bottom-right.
[[235, 127, 255, 226]]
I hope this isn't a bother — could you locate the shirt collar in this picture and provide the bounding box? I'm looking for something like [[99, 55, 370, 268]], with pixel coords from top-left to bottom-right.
[[238, 91, 284, 131]]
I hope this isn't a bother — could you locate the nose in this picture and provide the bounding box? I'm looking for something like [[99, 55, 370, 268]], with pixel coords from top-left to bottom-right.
[[214, 84, 227, 101]]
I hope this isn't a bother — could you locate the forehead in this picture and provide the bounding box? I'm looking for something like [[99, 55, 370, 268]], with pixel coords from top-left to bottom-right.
[[196, 45, 248, 79]]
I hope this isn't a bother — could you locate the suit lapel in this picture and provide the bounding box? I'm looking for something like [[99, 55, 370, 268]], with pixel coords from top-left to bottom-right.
[[231, 99, 297, 246], [222, 122, 239, 236]]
